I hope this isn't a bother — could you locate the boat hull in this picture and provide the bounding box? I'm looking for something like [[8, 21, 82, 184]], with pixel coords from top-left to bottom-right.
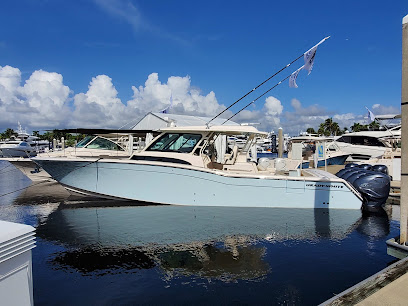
[[0, 148, 36, 158], [33, 158, 362, 210]]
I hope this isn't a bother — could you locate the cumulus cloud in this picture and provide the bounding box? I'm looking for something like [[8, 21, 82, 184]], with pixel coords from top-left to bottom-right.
[[127, 73, 225, 120], [371, 104, 400, 115], [0, 65, 228, 131], [0, 66, 72, 128], [0, 64, 400, 135]]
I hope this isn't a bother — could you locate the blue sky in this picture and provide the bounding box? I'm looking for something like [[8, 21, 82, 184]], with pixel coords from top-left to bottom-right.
[[0, 0, 407, 134]]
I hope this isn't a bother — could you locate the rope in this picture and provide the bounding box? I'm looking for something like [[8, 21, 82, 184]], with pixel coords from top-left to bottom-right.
[[0, 179, 51, 198]]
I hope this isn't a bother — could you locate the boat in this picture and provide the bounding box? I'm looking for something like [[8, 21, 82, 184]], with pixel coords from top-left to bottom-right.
[[0, 122, 48, 158], [0, 139, 37, 158], [288, 135, 351, 168], [33, 125, 364, 209], [3, 129, 156, 181], [334, 125, 401, 162]]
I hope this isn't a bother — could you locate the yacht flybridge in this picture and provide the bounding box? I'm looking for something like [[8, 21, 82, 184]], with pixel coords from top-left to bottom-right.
[[33, 125, 364, 209]]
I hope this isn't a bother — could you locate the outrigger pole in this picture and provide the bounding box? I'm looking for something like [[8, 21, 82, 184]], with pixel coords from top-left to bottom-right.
[[206, 37, 330, 127], [222, 74, 292, 124]]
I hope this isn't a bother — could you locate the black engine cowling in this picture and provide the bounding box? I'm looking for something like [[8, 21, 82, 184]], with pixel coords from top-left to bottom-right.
[[336, 164, 391, 208]]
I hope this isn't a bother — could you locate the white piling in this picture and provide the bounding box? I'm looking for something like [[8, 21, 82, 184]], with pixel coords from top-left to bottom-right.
[[278, 127, 283, 158], [400, 14, 408, 244]]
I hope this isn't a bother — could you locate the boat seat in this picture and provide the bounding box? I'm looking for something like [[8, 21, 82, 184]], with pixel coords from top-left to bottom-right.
[[224, 145, 238, 165]]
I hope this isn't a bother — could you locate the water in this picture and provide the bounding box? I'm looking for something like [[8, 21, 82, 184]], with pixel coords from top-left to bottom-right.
[[0, 160, 402, 305]]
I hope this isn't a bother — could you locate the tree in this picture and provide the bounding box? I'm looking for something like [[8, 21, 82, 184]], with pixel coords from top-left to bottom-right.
[[318, 118, 341, 136], [0, 128, 17, 140], [350, 122, 364, 132], [368, 121, 380, 130], [306, 127, 316, 134]]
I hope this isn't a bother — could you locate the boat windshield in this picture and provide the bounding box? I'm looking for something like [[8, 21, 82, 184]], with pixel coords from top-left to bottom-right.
[[76, 136, 95, 148], [147, 133, 202, 153], [86, 137, 125, 151]]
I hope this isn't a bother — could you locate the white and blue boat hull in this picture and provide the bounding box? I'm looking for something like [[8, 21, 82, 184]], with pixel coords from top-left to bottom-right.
[[34, 158, 363, 210]]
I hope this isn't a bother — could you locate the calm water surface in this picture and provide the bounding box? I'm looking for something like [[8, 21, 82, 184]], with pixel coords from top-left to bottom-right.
[[0, 161, 401, 305]]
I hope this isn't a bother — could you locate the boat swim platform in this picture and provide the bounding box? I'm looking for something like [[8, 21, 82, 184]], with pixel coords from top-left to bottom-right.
[[320, 255, 408, 305]]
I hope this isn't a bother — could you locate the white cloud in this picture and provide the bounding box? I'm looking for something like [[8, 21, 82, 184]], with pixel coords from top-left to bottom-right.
[[0, 66, 72, 129], [0, 66, 228, 131], [127, 73, 225, 119], [93, 0, 189, 45], [71, 75, 128, 128], [0, 65, 21, 105], [93, 0, 143, 31], [264, 96, 283, 116], [0, 64, 400, 136], [371, 104, 400, 115]]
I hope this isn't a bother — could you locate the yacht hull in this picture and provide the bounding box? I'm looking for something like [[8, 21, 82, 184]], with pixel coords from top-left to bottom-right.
[[0, 148, 36, 158], [33, 158, 362, 210]]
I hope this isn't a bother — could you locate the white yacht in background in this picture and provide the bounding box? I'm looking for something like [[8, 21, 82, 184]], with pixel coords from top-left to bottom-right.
[[0, 122, 49, 158], [334, 125, 401, 162], [33, 125, 364, 209], [0, 139, 37, 158]]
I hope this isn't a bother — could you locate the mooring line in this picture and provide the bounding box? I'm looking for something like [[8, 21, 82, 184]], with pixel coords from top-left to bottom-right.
[[0, 167, 20, 175], [0, 179, 51, 198], [0, 163, 14, 173]]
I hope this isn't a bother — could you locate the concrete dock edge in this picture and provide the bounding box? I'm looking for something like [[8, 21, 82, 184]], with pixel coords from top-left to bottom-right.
[[319, 256, 408, 305]]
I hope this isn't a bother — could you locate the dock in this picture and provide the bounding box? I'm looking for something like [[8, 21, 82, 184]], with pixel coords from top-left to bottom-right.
[[321, 255, 408, 305]]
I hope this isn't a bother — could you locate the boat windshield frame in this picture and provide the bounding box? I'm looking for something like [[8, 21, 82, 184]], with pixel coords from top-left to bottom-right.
[[76, 135, 95, 148], [76, 135, 125, 151]]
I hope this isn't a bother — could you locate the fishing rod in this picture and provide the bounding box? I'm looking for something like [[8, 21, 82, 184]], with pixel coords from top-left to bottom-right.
[[207, 36, 330, 127], [222, 74, 291, 124], [205, 53, 304, 127]]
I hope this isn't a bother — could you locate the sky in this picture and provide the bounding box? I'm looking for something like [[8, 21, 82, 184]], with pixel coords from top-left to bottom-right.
[[0, 0, 407, 135]]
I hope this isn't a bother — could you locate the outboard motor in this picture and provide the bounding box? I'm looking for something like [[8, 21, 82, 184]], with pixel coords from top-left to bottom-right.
[[353, 172, 390, 208], [359, 164, 373, 171], [345, 163, 359, 169], [372, 164, 388, 175], [336, 164, 391, 209]]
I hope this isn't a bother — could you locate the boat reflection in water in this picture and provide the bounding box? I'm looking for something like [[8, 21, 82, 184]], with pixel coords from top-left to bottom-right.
[[36, 204, 365, 281]]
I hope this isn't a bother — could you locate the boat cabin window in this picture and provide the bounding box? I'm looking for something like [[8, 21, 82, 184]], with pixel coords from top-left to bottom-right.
[[76, 136, 94, 148], [337, 136, 385, 147], [147, 133, 202, 153], [86, 137, 125, 151]]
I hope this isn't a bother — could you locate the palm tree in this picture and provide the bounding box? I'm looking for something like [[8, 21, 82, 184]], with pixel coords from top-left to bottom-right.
[[368, 121, 380, 130], [350, 122, 364, 132], [1, 128, 17, 140], [318, 118, 341, 136], [306, 127, 316, 134]]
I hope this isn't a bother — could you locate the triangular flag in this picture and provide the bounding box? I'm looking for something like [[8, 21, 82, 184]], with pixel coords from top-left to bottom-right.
[[289, 65, 304, 88], [304, 36, 330, 75]]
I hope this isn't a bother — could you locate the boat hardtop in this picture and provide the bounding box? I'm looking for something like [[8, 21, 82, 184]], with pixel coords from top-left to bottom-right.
[[158, 125, 268, 136]]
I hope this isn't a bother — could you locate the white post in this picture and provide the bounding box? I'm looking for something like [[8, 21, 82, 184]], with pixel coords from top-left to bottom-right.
[[278, 127, 283, 158], [61, 137, 65, 155], [400, 14, 408, 244], [128, 134, 134, 155]]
